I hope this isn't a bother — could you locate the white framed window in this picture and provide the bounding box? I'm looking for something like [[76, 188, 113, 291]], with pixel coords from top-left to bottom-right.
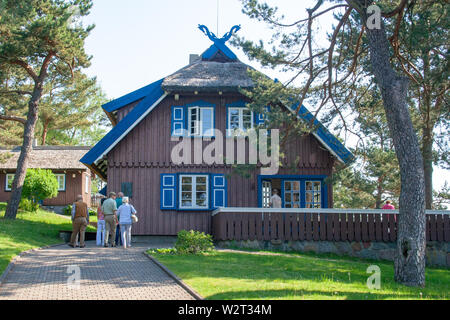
[[228, 107, 253, 135], [188, 106, 214, 137], [5, 174, 15, 191], [179, 174, 209, 209], [85, 175, 89, 194], [306, 181, 322, 208], [55, 174, 66, 191]]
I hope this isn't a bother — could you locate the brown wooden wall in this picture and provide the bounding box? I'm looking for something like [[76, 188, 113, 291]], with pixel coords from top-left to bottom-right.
[[106, 93, 336, 235], [0, 169, 91, 207], [212, 210, 450, 243]]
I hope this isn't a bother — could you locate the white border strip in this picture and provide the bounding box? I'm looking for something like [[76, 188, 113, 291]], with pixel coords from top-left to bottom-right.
[[94, 93, 168, 165], [211, 207, 450, 216]]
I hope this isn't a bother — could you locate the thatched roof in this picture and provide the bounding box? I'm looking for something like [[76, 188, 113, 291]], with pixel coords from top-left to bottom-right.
[[161, 60, 255, 93], [0, 146, 91, 170]]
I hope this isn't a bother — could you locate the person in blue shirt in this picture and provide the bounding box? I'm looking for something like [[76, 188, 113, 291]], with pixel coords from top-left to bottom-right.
[[116, 197, 137, 249]]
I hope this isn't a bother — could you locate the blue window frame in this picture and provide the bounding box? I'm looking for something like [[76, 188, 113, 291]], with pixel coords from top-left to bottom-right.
[[160, 174, 177, 210], [170, 100, 216, 137], [257, 175, 328, 208], [160, 173, 226, 211], [171, 106, 185, 136]]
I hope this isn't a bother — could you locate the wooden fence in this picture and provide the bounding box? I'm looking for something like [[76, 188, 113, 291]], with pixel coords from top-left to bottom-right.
[[211, 208, 450, 243]]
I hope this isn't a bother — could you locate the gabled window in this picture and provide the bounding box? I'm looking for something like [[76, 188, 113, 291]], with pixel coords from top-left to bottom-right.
[[55, 174, 66, 191], [227, 107, 253, 135], [5, 174, 14, 191], [188, 106, 214, 137]]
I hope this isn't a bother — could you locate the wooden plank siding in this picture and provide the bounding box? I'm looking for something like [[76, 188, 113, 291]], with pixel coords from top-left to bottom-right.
[[0, 170, 91, 207], [212, 210, 449, 243], [106, 93, 335, 235]]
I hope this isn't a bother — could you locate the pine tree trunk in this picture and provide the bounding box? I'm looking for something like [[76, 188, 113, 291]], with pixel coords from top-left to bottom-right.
[[4, 82, 44, 219], [375, 177, 383, 209], [364, 20, 426, 286], [422, 126, 434, 210], [41, 121, 49, 146]]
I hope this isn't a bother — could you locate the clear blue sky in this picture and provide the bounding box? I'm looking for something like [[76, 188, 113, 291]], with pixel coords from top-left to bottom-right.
[[82, 0, 448, 193], [83, 0, 306, 99]]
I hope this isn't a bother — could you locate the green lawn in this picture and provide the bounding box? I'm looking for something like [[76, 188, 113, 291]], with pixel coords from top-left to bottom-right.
[[150, 249, 450, 300], [0, 202, 96, 274]]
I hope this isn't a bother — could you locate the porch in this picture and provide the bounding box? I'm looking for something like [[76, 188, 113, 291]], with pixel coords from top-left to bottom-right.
[[211, 207, 450, 243]]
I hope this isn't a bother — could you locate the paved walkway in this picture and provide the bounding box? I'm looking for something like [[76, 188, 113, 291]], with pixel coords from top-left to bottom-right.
[[0, 241, 195, 300]]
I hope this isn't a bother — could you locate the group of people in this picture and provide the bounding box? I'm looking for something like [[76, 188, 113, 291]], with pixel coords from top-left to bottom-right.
[[68, 191, 137, 249]]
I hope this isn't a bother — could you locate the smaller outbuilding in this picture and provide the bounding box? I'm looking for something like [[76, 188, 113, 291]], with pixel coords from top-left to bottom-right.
[[0, 146, 93, 210]]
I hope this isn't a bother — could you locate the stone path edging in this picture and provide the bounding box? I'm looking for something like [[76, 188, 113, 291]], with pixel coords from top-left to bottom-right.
[[144, 252, 203, 300], [0, 243, 66, 287]]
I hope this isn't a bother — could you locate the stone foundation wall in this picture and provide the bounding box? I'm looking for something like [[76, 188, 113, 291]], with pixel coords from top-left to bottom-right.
[[216, 240, 450, 267]]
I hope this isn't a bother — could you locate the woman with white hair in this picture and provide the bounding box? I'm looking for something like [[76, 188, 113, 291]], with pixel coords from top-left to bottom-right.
[[116, 197, 137, 249]]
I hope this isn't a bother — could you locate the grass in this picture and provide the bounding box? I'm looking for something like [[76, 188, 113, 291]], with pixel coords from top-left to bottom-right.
[[0, 202, 96, 274], [149, 249, 450, 300]]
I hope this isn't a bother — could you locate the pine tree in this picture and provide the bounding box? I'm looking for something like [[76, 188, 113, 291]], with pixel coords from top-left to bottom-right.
[[236, 0, 430, 286], [0, 0, 94, 219]]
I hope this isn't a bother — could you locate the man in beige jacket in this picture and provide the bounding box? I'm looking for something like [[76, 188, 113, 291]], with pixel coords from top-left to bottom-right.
[[69, 195, 89, 248]]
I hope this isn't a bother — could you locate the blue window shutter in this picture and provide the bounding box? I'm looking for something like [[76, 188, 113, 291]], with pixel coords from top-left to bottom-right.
[[171, 106, 185, 136], [160, 174, 177, 210], [211, 174, 227, 209], [255, 106, 270, 125]]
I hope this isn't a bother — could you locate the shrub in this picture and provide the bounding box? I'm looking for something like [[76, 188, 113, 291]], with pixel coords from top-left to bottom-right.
[[63, 205, 72, 216], [148, 248, 178, 255], [22, 169, 58, 206], [174, 230, 214, 254], [19, 198, 40, 212]]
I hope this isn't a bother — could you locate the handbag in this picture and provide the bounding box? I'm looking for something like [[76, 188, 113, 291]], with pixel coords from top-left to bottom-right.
[[130, 205, 138, 223]]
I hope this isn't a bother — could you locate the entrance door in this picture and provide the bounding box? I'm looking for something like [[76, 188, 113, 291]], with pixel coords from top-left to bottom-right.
[[284, 181, 301, 208]]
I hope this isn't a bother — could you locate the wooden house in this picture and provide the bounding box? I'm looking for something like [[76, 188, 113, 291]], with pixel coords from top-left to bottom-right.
[[0, 146, 92, 208], [81, 26, 354, 236]]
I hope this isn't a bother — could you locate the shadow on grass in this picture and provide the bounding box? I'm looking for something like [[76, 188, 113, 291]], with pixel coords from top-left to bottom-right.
[[0, 203, 75, 273], [205, 288, 417, 300], [153, 251, 450, 300]]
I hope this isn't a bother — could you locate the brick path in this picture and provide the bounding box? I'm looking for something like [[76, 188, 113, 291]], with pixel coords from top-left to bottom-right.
[[0, 242, 195, 300]]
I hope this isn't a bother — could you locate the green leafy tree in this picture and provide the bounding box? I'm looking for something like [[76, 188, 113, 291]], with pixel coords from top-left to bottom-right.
[[331, 0, 449, 209], [36, 71, 108, 146], [0, 0, 94, 219], [334, 88, 401, 209], [236, 0, 432, 286], [22, 169, 58, 210]]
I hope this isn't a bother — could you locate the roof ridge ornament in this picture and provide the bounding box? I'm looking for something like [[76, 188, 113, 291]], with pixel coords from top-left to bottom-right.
[[198, 24, 241, 43]]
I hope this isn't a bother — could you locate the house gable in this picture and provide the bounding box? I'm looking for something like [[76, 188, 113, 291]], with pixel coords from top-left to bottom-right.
[[81, 26, 354, 180]]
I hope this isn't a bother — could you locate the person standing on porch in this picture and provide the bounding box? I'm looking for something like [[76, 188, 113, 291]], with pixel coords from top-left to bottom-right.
[[115, 192, 124, 247], [102, 192, 118, 247], [117, 197, 137, 249], [96, 198, 106, 246], [269, 189, 282, 208], [69, 195, 89, 248], [382, 200, 395, 210]]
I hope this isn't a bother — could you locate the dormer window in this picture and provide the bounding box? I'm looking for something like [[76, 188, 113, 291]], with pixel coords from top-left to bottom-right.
[[188, 106, 214, 137]]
